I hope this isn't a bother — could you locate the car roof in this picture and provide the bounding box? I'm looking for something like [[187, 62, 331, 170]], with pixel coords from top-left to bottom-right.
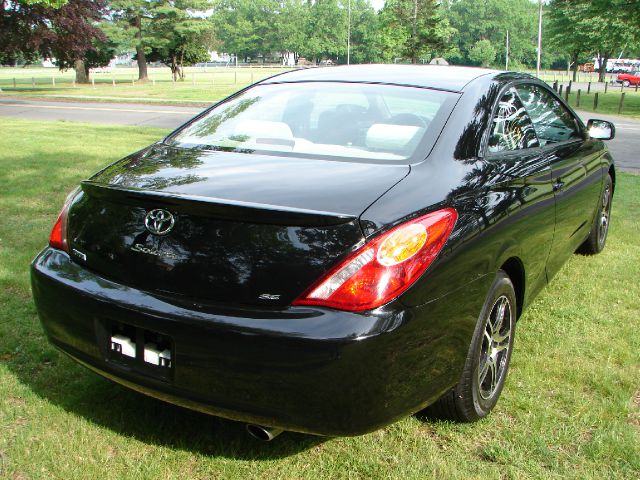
[[260, 64, 504, 92]]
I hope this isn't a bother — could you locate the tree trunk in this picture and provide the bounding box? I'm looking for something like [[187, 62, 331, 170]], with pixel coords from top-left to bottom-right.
[[135, 15, 148, 81], [572, 52, 579, 82], [598, 53, 609, 83], [179, 50, 184, 80], [171, 54, 178, 81], [74, 59, 89, 83]]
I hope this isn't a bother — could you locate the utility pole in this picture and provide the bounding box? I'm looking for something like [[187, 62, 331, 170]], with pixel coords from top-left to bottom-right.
[[505, 30, 509, 70], [347, 0, 351, 65], [536, 0, 542, 77]]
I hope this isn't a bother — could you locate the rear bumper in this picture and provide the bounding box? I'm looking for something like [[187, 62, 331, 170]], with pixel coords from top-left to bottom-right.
[[31, 248, 490, 436]]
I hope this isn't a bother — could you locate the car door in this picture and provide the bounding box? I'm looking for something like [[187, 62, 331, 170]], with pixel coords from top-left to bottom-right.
[[482, 87, 557, 303], [515, 84, 604, 280]]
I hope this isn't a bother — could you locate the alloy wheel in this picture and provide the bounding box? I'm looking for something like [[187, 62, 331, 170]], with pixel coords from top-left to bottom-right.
[[598, 185, 611, 246], [478, 295, 512, 400]]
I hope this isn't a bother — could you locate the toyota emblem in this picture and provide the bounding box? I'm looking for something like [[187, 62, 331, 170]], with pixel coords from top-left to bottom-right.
[[144, 209, 175, 235]]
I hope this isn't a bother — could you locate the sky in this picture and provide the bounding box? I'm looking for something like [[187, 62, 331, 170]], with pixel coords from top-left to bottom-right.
[[370, 0, 385, 10]]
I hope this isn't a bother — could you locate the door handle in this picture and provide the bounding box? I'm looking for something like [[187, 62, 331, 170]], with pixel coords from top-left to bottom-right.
[[553, 180, 565, 192]]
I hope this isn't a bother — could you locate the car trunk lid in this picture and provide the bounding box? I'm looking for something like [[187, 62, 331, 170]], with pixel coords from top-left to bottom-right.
[[66, 145, 409, 307]]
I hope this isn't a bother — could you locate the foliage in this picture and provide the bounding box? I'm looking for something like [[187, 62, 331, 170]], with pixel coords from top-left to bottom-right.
[[0, 0, 108, 81], [305, 0, 347, 61], [379, 0, 455, 64], [445, 0, 537, 68], [212, 0, 281, 62], [146, 0, 214, 80], [108, 0, 155, 80], [468, 39, 496, 67], [547, 0, 637, 81], [212, 0, 379, 64]]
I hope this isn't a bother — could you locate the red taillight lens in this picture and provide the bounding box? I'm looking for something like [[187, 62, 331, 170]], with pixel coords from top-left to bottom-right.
[[293, 208, 457, 311], [49, 211, 68, 251], [48, 188, 79, 252]]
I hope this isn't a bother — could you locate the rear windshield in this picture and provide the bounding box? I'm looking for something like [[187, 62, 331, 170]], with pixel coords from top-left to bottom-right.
[[166, 82, 457, 163]]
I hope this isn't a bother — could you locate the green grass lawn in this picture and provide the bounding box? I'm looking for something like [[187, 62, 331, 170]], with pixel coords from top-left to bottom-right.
[[563, 89, 640, 118], [0, 118, 639, 479], [0, 66, 289, 104]]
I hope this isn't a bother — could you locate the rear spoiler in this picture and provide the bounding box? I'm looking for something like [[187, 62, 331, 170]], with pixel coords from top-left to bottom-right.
[[81, 181, 357, 227]]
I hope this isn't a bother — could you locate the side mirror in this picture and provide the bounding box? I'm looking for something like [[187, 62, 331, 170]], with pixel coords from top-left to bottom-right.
[[587, 119, 615, 140]]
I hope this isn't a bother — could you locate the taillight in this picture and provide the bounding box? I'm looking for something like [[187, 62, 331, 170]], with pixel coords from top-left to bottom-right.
[[293, 208, 457, 311], [49, 187, 80, 253]]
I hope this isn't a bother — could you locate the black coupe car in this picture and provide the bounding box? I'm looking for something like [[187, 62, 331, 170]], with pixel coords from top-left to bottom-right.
[[31, 65, 615, 440]]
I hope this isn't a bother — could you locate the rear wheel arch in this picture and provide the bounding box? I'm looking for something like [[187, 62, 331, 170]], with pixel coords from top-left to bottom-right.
[[499, 257, 525, 320]]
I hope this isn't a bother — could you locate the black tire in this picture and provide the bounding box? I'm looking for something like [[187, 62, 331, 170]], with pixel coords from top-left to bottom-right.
[[425, 271, 516, 422], [577, 173, 613, 255]]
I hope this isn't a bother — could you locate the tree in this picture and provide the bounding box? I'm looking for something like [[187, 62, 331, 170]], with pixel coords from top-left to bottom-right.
[[212, 0, 281, 62], [445, 0, 537, 68], [1, 0, 109, 82], [108, 0, 154, 80], [468, 39, 496, 67], [305, 0, 347, 62], [547, 0, 594, 81], [147, 0, 213, 80], [345, 0, 380, 64], [379, 0, 455, 64], [547, 0, 634, 81], [48, 1, 112, 83], [273, 0, 308, 64]]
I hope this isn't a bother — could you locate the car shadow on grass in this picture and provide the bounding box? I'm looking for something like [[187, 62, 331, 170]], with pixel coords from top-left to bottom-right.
[[3, 325, 327, 459]]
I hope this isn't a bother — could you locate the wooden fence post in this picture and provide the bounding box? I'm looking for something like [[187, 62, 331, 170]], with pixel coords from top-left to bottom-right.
[[559, 84, 563, 96], [594, 92, 599, 111], [604, 82, 608, 94], [618, 92, 626, 114], [576, 89, 581, 108], [587, 81, 591, 94], [13, 77, 16, 88]]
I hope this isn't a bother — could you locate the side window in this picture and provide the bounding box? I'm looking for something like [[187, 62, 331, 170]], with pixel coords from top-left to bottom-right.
[[515, 84, 581, 145], [487, 88, 540, 154]]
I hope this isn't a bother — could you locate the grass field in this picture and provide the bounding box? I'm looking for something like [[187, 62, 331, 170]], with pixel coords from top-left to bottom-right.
[[564, 90, 640, 118], [0, 118, 639, 479], [0, 66, 290, 104]]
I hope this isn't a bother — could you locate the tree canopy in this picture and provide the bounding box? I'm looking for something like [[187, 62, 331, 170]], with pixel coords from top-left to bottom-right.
[[2, 0, 640, 81]]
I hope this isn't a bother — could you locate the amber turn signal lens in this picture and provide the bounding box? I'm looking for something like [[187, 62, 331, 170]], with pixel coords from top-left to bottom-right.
[[293, 208, 457, 311]]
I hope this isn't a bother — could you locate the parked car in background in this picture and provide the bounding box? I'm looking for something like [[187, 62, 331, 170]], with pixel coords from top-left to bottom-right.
[[616, 71, 640, 86], [32, 65, 616, 441]]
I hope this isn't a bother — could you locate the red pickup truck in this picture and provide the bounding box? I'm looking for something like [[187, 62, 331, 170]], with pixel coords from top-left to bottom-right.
[[616, 71, 640, 86]]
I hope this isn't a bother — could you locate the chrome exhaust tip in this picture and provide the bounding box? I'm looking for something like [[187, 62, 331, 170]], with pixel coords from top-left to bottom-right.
[[246, 424, 284, 441]]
